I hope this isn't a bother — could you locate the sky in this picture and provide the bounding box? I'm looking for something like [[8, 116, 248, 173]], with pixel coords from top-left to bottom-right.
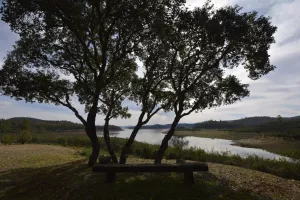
[[0, 0, 300, 126]]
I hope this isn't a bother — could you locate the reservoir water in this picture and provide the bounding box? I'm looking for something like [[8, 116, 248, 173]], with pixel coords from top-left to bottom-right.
[[98, 128, 291, 160]]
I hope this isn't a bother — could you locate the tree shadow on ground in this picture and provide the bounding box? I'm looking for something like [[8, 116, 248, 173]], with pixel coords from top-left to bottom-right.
[[0, 160, 266, 200]]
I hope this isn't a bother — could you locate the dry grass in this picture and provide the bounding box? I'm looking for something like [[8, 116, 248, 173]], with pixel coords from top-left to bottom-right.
[[1, 144, 300, 200], [208, 163, 300, 200], [126, 158, 300, 200], [234, 137, 300, 160], [0, 144, 84, 171]]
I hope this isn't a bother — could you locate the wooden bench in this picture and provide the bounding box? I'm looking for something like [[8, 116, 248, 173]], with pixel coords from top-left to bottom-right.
[[92, 163, 209, 184]]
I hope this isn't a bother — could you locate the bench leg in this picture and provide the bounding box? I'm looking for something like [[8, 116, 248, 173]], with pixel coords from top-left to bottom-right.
[[184, 171, 194, 184], [105, 172, 116, 183]]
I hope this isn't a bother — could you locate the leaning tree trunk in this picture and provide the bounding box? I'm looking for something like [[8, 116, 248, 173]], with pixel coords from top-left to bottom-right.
[[86, 108, 100, 167], [103, 119, 118, 163], [154, 116, 181, 164], [119, 123, 143, 164], [86, 124, 100, 167]]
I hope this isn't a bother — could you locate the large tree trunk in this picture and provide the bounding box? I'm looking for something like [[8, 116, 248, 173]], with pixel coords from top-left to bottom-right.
[[154, 116, 181, 164], [86, 125, 100, 167], [103, 119, 118, 163], [119, 123, 143, 164], [86, 108, 100, 167]]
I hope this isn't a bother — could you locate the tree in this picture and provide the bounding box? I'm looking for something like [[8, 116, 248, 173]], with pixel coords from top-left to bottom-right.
[[36, 125, 45, 134], [99, 62, 135, 163], [1, 134, 16, 145], [277, 115, 284, 134], [169, 136, 189, 150], [154, 3, 277, 164], [17, 130, 32, 144], [21, 119, 30, 131], [0, 119, 11, 134], [17, 119, 32, 144], [0, 0, 183, 166], [118, 21, 174, 164]]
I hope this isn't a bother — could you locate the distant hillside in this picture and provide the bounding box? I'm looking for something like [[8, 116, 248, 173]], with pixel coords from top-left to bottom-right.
[[228, 117, 278, 126], [0, 117, 122, 134], [194, 116, 300, 131], [125, 115, 300, 131], [253, 118, 300, 134], [126, 123, 195, 130]]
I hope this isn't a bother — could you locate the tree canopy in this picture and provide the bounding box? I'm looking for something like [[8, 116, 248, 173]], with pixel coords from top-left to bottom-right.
[[0, 0, 186, 166], [154, 3, 277, 163], [0, 0, 276, 165]]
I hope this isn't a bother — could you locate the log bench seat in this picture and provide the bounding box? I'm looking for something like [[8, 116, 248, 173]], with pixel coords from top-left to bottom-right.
[[92, 163, 209, 184]]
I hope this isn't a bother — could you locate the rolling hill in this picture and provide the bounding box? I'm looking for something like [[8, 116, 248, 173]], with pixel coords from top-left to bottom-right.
[[125, 115, 300, 131], [0, 117, 122, 134]]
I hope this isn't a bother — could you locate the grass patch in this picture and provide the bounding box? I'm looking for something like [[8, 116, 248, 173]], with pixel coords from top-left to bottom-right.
[[0, 144, 83, 171], [0, 157, 272, 200], [1, 144, 300, 200], [234, 137, 300, 160], [16, 134, 300, 181], [173, 130, 300, 160]]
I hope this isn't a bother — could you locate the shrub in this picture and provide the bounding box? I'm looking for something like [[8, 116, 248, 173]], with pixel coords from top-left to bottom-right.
[[58, 137, 68, 147], [17, 130, 32, 144], [1, 134, 16, 145], [169, 137, 189, 150]]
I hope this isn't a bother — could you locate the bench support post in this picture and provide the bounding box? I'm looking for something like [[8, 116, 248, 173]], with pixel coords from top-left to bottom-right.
[[184, 171, 194, 184]]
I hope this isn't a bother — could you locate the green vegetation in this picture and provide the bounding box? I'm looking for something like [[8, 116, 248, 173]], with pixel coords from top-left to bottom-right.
[[0, 144, 83, 171], [194, 116, 300, 131], [17, 130, 32, 144], [1, 144, 300, 200], [234, 137, 300, 160], [0, 0, 277, 166], [172, 115, 300, 161], [0, 117, 122, 135], [21, 133, 300, 181], [1, 134, 16, 145], [172, 129, 300, 160]]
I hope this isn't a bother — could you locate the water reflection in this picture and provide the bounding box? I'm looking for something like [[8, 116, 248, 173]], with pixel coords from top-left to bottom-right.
[[98, 132, 120, 137], [98, 128, 291, 160]]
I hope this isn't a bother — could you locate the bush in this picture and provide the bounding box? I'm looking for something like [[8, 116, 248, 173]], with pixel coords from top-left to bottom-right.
[[17, 130, 32, 144], [169, 137, 189, 150], [1, 134, 16, 145], [58, 137, 68, 147]]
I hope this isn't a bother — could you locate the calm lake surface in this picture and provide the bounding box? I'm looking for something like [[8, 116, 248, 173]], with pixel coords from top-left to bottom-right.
[[98, 128, 291, 160]]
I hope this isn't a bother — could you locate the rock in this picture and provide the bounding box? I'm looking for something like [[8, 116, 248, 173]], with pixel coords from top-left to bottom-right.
[[98, 155, 112, 164]]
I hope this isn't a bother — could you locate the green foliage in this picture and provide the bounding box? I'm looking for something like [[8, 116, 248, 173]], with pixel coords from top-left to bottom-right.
[[28, 134, 300, 180], [0, 119, 12, 133], [0, 0, 278, 165], [194, 120, 240, 129], [0, 117, 122, 134], [192, 116, 300, 139], [0, 0, 185, 165], [58, 137, 68, 147], [153, 1, 277, 163], [17, 130, 32, 144], [1, 134, 16, 145], [169, 137, 189, 150], [21, 119, 30, 131]]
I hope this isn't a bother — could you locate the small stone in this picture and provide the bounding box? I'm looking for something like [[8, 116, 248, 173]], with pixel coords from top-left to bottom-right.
[[98, 155, 112, 164]]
